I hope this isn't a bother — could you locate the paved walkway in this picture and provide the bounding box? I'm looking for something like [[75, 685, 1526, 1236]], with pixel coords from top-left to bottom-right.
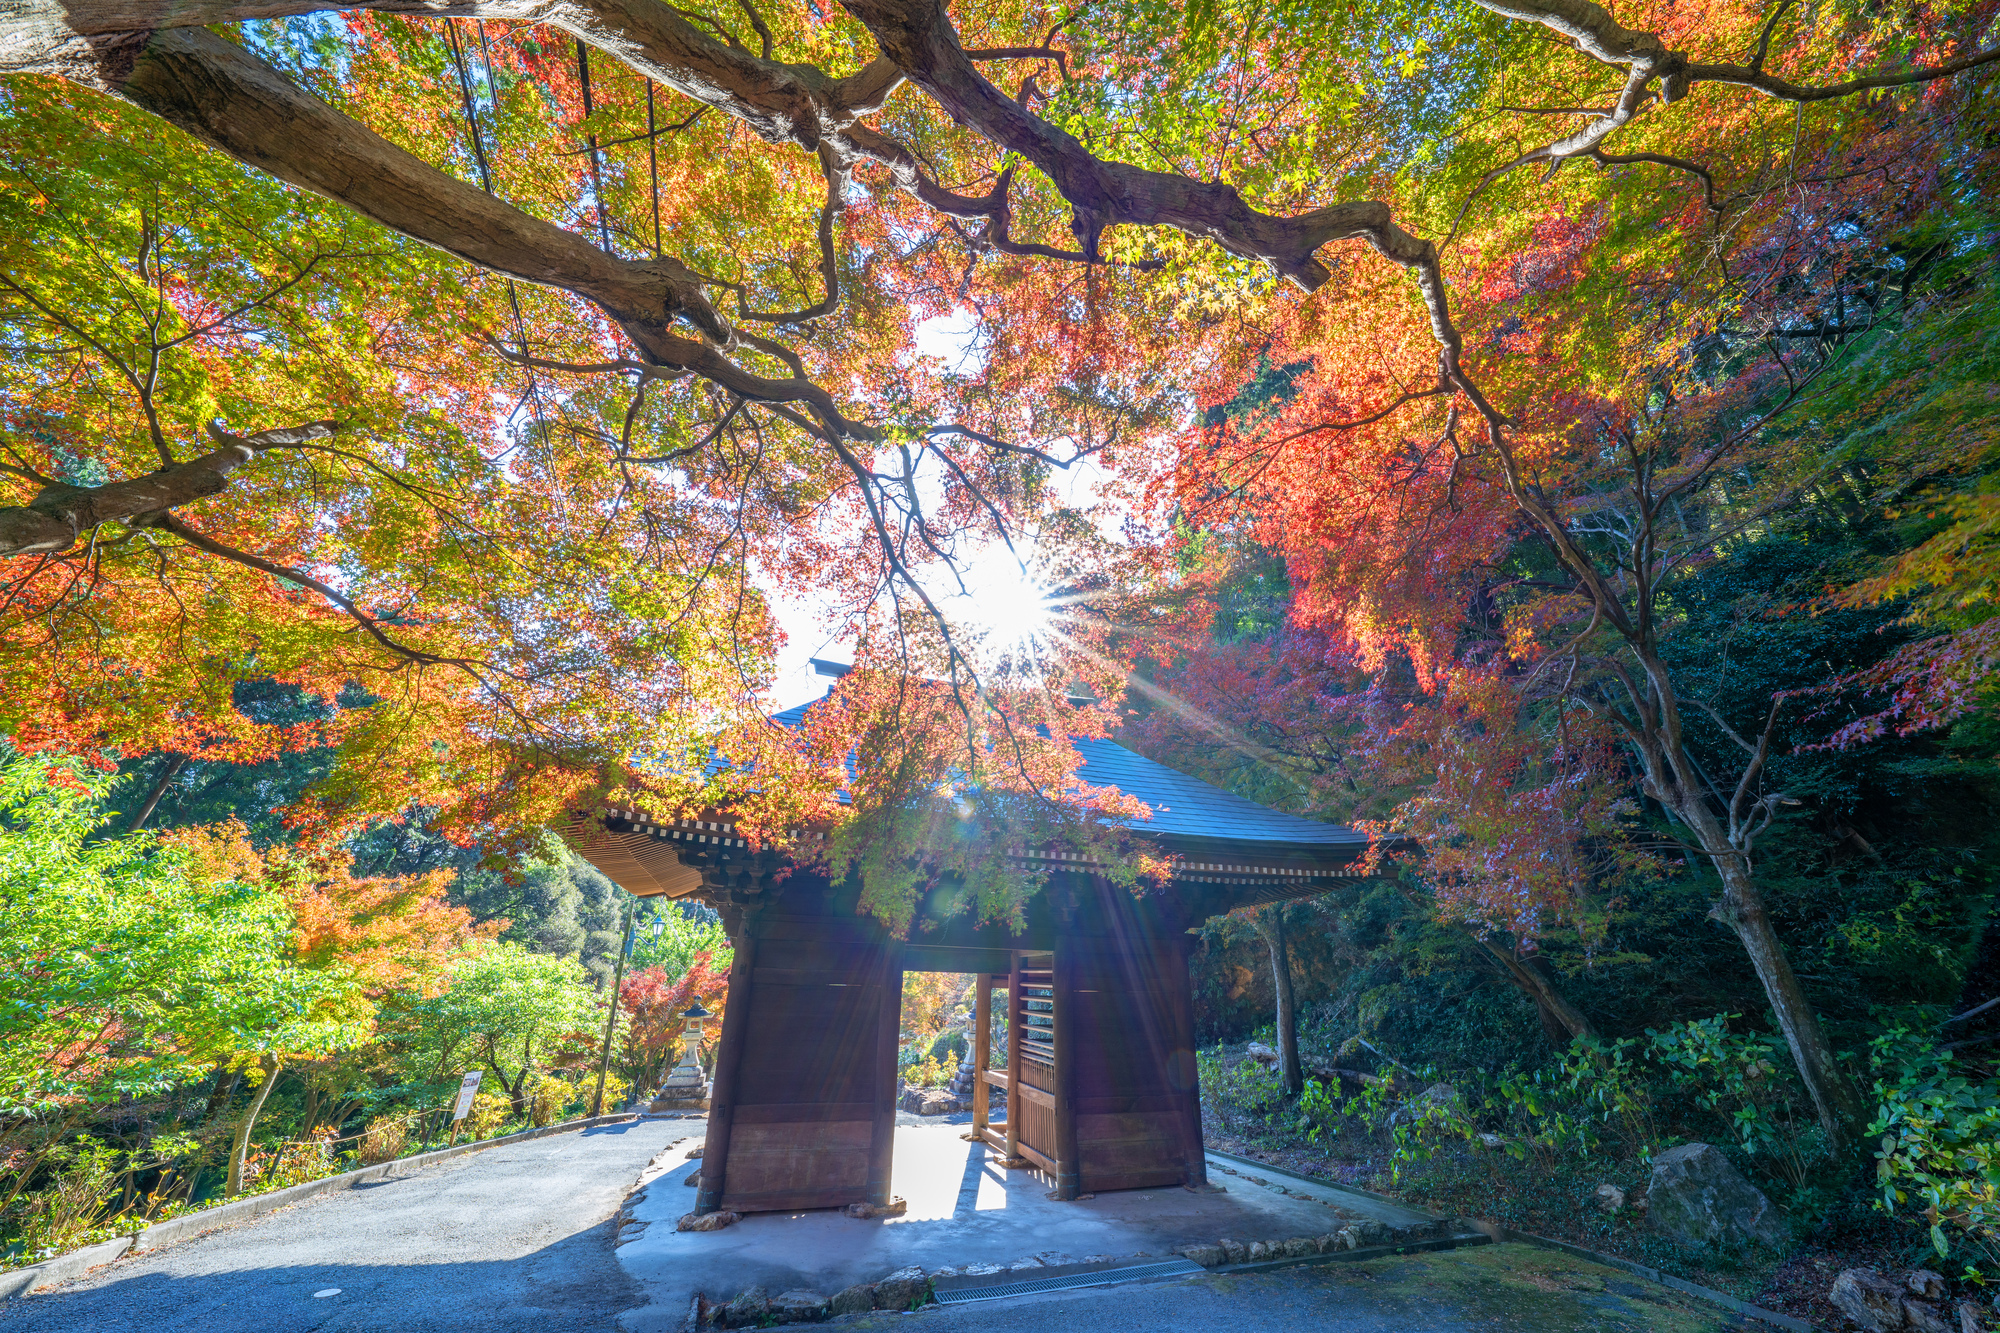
[[2, 1116, 1737, 1333], [0, 1118, 692, 1333], [616, 1122, 1434, 1324]]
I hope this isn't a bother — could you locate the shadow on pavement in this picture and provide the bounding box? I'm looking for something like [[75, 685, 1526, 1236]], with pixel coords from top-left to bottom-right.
[[0, 1213, 638, 1333]]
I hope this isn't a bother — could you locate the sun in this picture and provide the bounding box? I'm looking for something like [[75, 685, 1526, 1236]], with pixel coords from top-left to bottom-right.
[[947, 551, 1055, 658]]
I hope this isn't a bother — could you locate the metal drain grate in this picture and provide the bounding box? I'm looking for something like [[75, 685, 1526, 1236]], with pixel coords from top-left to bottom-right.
[[931, 1258, 1205, 1305]]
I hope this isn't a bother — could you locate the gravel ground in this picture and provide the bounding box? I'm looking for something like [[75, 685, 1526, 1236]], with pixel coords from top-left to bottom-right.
[[0, 1117, 687, 1333]]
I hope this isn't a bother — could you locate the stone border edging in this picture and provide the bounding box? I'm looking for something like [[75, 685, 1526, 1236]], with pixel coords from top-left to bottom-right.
[[0, 1111, 639, 1300], [1213, 1230, 1492, 1274], [1203, 1148, 1418, 1212], [1202, 1148, 1808, 1332], [0, 1237, 135, 1302]]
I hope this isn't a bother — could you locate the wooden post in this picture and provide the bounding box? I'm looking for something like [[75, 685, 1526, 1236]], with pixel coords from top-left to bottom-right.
[[971, 973, 992, 1137], [695, 929, 757, 1215], [1051, 943, 1081, 1200], [866, 953, 902, 1205], [1004, 952, 1023, 1164], [1165, 934, 1210, 1189]]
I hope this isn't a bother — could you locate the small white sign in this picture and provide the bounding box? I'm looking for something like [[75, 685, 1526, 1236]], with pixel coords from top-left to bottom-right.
[[451, 1070, 483, 1121]]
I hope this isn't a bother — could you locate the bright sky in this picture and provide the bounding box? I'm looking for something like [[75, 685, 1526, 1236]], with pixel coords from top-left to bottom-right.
[[761, 307, 1114, 711]]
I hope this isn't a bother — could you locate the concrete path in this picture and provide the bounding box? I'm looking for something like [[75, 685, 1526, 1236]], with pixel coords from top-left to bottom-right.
[[2, 1116, 1738, 1333], [0, 1117, 694, 1333], [615, 1122, 1434, 1323], [848, 1244, 1734, 1333]]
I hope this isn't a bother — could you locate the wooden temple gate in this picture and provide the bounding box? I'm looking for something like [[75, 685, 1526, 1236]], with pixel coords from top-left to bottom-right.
[[572, 721, 1375, 1212]]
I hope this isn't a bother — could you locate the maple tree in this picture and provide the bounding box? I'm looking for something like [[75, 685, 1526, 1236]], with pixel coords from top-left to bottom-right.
[[0, 755, 479, 1198], [4, 0, 1997, 1146], [1133, 626, 1623, 1048], [618, 955, 727, 1091], [402, 940, 601, 1115]]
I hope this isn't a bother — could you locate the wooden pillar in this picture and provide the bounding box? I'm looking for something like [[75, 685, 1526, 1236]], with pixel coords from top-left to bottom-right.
[[865, 952, 902, 1205], [1051, 942, 1081, 1200], [1003, 952, 1023, 1163], [695, 929, 757, 1214], [1164, 934, 1210, 1189], [971, 973, 992, 1136]]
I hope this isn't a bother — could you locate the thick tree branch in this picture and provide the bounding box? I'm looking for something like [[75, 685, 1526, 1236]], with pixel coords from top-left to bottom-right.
[[843, 0, 1440, 291], [103, 28, 878, 439], [1467, 0, 1999, 200], [1686, 47, 2000, 101], [737, 145, 843, 324], [4, 0, 905, 143], [1588, 147, 1722, 213], [0, 420, 333, 556]]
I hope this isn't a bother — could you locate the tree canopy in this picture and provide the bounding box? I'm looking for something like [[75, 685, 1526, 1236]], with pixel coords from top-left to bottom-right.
[[4, 0, 1998, 1154]]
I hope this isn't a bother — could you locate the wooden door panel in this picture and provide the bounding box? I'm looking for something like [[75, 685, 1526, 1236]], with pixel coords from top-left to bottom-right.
[[719, 1119, 873, 1212]]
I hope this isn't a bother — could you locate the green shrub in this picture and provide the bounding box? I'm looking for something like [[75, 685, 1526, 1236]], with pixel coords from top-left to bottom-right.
[[248, 1132, 340, 1192], [928, 1031, 969, 1066], [528, 1074, 576, 1126], [11, 1138, 118, 1260], [1870, 1028, 2000, 1269], [464, 1090, 511, 1139], [358, 1117, 409, 1164]]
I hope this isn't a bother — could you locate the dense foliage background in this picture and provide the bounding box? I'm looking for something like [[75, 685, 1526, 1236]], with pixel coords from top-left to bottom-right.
[[4, 0, 1998, 1320]]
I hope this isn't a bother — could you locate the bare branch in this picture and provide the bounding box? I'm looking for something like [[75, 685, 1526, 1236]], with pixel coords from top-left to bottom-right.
[[732, 0, 772, 61], [738, 146, 844, 325], [1746, 0, 1795, 72]]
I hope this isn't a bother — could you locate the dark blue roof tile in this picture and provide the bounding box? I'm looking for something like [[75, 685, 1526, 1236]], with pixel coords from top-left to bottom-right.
[[1072, 737, 1367, 848], [764, 695, 1364, 851]]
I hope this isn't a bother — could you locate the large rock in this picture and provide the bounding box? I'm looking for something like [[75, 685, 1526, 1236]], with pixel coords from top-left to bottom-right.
[[1646, 1142, 1786, 1251], [897, 1086, 961, 1115], [718, 1287, 770, 1329], [1830, 1269, 1909, 1332], [828, 1285, 875, 1316], [768, 1290, 829, 1323], [675, 1209, 739, 1232], [873, 1266, 930, 1310], [1904, 1300, 1954, 1333], [1179, 1244, 1226, 1268]]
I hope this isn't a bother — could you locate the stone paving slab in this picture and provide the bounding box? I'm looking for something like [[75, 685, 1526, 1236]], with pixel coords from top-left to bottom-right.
[[616, 1122, 1433, 1319]]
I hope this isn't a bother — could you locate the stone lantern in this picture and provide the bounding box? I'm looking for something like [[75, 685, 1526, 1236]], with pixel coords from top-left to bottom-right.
[[650, 1000, 713, 1112]]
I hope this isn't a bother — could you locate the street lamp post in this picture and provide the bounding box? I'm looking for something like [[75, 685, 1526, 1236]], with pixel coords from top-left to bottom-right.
[[589, 895, 637, 1118]]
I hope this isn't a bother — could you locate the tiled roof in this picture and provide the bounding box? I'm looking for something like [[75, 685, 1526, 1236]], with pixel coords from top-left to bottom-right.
[[1070, 736, 1367, 849], [766, 696, 1365, 851]]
